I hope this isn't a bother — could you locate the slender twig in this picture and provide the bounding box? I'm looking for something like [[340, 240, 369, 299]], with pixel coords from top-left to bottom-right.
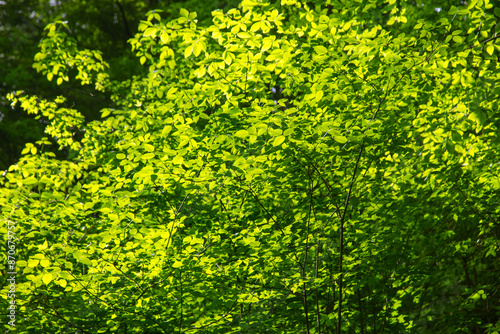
[[337, 141, 365, 334], [315, 238, 322, 334], [302, 165, 314, 334], [115, 0, 133, 39], [179, 270, 183, 334]]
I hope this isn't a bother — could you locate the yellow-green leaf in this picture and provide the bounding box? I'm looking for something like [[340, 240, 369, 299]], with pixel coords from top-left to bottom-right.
[[196, 66, 206, 78], [185, 45, 193, 58], [160, 31, 170, 44], [42, 273, 53, 285], [262, 40, 273, 52], [250, 21, 261, 32], [486, 45, 494, 56], [193, 43, 201, 57], [273, 136, 286, 147], [334, 136, 348, 144], [235, 130, 249, 138], [237, 32, 252, 39], [24, 177, 38, 185], [223, 51, 234, 65], [57, 279, 67, 288], [314, 45, 328, 55], [79, 256, 92, 266], [144, 27, 157, 37], [142, 153, 155, 160], [162, 126, 172, 137], [28, 259, 39, 267], [101, 109, 111, 118], [316, 90, 324, 101]]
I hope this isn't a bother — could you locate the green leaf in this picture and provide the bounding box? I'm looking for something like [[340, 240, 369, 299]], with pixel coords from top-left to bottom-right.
[[334, 136, 348, 144], [180, 8, 189, 18], [223, 51, 234, 65], [172, 155, 184, 165], [250, 21, 261, 32], [446, 140, 455, 153], [57, 279, 67, 288], [42, 273, 53, 285], [193, 43, 202, 57], [143, 27, 157, 37], [486, 45, 494, 56], [160, 31, 169, 44], [136, 165, 154, 177], [314, 45, 328, 55], [237, 32, 252, 39], [273, 136, 286, 146], [142, 153, 155, 160], [79, 256, 92, 266], [315, 90, 324, 101], [24, 177, 38, 185], [101, 109, 111, 118], [185, 45, 193, 58], [167, 87, 178, 99], [28, 259, 39, 268], [468, 110, 486, 126], [162, 126, 172, 137], [235, 130, 249, 138]]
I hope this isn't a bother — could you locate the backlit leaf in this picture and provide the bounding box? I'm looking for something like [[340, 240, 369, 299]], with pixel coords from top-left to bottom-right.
[[42, 273, 53, 285], [273, 136, 285, 146]]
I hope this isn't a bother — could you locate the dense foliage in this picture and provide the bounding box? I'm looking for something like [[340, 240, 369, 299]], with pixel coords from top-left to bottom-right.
[[1, 0, 500, 333], [0, 0, 240, 170]]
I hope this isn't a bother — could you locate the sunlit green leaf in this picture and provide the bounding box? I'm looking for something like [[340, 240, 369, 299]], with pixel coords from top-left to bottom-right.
[[42, 273, 53, 285]]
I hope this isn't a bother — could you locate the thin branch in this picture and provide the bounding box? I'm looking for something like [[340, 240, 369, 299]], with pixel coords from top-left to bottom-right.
[[115, 0, 133, 39], [337, 141, 365, 334]]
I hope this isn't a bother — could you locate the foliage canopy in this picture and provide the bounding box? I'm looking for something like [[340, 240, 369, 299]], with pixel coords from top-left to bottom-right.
[[1, 0, 500, 333]]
